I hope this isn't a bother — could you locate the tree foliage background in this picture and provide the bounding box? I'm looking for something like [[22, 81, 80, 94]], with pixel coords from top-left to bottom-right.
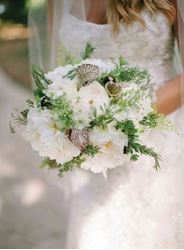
[[0, 0, 30, 25]]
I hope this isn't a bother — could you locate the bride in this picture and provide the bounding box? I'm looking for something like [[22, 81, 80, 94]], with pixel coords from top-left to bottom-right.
[[29, 0, 184, 248]]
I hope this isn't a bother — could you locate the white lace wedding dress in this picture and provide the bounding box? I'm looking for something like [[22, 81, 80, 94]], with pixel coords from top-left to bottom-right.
[[59, 10, 184, 248]]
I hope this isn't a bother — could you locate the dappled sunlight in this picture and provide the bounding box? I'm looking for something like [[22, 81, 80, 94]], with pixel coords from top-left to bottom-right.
[[0, 24, 30, 40], [18, 178, 46, 206]]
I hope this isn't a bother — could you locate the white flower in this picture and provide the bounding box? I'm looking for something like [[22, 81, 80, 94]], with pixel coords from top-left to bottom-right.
[[45, 79, 77, 100], [45, 65, 74, 82], [23, 108, 80, 164], [73, 81, 110, 127], [81, 126, 129, 175], [44, 65, 78, 99], [82, 59, 115, 74], [114, 85, 153, 127], [128, 95, 153, 126]]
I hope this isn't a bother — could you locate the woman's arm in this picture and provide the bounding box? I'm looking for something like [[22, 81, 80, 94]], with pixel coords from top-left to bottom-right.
[[155, 0, 183, 115], [156, 74, 183, 114]]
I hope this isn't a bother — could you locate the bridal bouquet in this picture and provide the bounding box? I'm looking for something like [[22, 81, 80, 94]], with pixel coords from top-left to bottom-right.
[[10, 43, 173, 177]]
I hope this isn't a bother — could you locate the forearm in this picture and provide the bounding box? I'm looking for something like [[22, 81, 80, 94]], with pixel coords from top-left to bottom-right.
[[155, 74, 183, 115]]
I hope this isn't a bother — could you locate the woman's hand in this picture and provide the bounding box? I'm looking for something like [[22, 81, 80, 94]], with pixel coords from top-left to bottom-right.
[[155, 74, 183, 115]]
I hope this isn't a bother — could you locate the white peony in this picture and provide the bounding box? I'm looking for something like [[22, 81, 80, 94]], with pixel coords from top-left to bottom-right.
[[44, 65, 78, 99], [44, 79, 78, 101], [81, 126, 129, 176], [73, 81, 110, 127], [23, 108, 80, 164]]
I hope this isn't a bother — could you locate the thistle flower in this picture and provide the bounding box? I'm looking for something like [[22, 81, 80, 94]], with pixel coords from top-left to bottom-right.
[[105, 77, 122, 97], [67, 128, 89, 150], [9, 109, 28, 133], [76, 64, 100, 90]]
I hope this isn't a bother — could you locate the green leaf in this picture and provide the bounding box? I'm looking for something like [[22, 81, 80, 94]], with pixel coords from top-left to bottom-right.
[[41, 144, 100, 177], [140, 112, 158, 128], [58, 43, 81, 65], [32, 64, 52, 90], [63, 68, 77, 80], [50, 95, 75, 132], [140, 111, 176, 131], [80, 42, 96, 60], [98, 58, 151, 86], [116, 120, 161, 170]]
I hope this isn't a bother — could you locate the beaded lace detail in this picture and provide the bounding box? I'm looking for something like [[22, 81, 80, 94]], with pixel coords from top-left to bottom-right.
[[60, 10, 175, 90]]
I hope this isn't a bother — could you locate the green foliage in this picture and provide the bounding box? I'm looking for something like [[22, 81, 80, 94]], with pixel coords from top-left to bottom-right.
[[41, 144, 100, 176], [63, 43, 96, 80], [0, 0, 29, 25], [117, 56, 128, 66], [50, 95, 75, 132], [32, 65, 75, 132], [111, 88, 144, 111], [80, 42, 96, 60], [41, 158, 59, 169], [114, 66, 150, 83], [63, 68, 77, 80], [32, 64, 51, 90], [89, 105, 114, 129], [116, 120, 161, 170], [58, 144, 100, 176], [59, 42, 95, 67], [140, 111, 176, 131], [58, 44, 81, 66], [32, 65, 52, 107], [90, 88, 144, 129], [140, 112, 159, 128], [98, 57, 150, 86]]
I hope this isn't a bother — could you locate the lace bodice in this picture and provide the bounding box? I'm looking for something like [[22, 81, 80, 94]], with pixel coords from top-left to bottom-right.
[[60, 10, 175, 89]]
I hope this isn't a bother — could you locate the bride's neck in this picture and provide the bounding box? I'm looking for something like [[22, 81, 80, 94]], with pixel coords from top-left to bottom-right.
[[87, 0, 107, 24]]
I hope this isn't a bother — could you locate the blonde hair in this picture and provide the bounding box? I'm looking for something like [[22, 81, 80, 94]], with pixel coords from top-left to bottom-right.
[[106, 0, 176, 33]]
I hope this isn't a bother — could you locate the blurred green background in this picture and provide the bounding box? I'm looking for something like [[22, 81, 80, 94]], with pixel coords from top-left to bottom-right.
[[0, 0, 31, 87]]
